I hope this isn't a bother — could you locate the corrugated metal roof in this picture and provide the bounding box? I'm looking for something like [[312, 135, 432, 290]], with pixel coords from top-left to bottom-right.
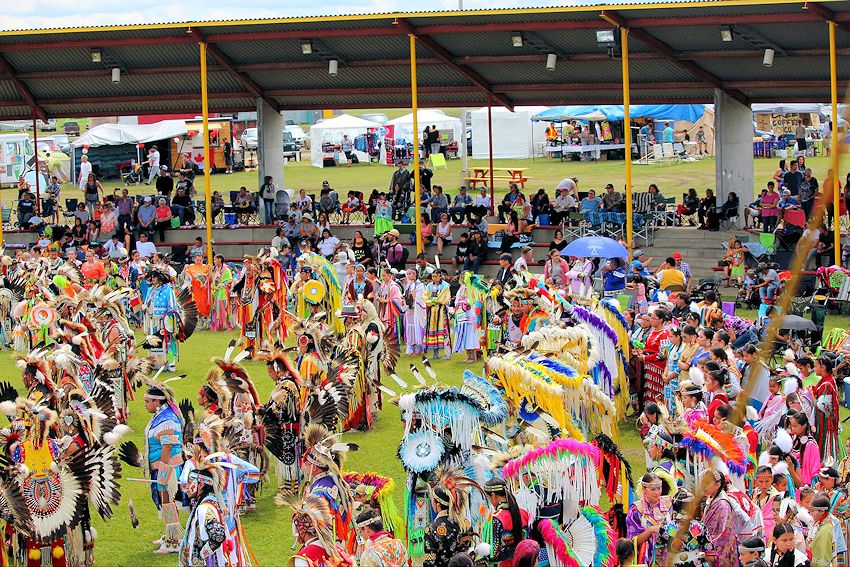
[[0, 0, 845, 120]]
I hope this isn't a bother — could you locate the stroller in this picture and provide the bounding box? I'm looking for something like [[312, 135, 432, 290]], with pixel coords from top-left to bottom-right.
[[689, 276, 723, 305], [123, 161, 143, 186]]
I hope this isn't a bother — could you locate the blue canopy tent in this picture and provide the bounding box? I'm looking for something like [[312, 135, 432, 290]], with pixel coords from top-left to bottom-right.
[[532, 104, 704, 123]]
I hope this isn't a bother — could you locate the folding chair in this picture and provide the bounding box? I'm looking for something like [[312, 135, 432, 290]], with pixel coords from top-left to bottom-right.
[[64, 198, 78, 220], [662, 143, 675, 160], [633, 213, 654, 246], [758, 232, 777, 262], [651, 144, 663, 161], [0, 208, 9, 229], [661, 196, 678, 226], [563, 211, 584, 240], [429, 153, 448, 170]]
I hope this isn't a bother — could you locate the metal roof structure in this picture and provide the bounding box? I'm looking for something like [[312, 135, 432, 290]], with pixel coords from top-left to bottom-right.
[[0, 0, 849, 121]]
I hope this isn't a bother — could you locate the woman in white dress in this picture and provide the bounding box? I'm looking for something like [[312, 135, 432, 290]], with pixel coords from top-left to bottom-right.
[[402, 269, 426, 355]]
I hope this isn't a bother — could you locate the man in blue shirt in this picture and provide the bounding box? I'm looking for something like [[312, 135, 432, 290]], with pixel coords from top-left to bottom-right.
[[662, 122, 675, 144], [630, 249, 652, 276], [602, 258, 626, 294]]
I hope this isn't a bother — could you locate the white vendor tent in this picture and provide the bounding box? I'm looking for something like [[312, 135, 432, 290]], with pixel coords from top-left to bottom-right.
[[388, 110, 463, 147], [309, 114, 381, 168], [72, 120, 188, 148], [470, 106, 549, 159]]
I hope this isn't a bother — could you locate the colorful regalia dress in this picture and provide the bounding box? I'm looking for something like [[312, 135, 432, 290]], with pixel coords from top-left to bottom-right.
[[422, 280, 450, 356], [451, 284, 480, 354], [144, 281, 181, 367], [702, 492, 740, 567], [813, 373, 842, 463], [183, 263, 212, 322], [423, 512, 462, 567], [210, 264, 233, 331], [641, 327, 669, 410], [626, 495, 672, 566], [491, 504, 529, 567], [402, 278, 426, 355], [376, 280, 403, 342], [145, 401, 185, 550], [179, 493, 229, 567]]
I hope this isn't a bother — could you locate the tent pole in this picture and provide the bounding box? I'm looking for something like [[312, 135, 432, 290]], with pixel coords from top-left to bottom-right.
[[31, 109, 41, 215], [621, 27, 633, 257], [410, 33, 423, 255], [200, 42, 213, 264], [830, 21, 841, 266], [488, 95, 495, 215]]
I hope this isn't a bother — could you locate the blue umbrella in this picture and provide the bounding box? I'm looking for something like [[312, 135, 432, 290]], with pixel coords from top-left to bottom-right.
[[562, 236, 628, 259]]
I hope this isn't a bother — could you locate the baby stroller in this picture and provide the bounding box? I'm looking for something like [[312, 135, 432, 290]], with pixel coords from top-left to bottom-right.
[[123, 161, 143, 186], [690, 276, 723, 305]]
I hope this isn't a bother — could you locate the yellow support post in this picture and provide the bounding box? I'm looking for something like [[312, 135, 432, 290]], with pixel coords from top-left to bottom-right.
[[199, 42, 214, 264], [410, 33, 423, 255], [830, 21, 841, 266], [621, 26, 633, 255]]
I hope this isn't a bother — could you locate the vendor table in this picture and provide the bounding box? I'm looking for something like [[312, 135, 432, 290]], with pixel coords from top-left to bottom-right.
[[544, 143, 626, 160]]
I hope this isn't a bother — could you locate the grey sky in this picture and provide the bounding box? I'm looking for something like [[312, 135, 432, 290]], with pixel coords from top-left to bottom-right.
[[3, 0, 637, 31]]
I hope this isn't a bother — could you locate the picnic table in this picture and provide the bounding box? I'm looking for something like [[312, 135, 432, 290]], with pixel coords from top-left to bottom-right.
[[464, 167, 531, 189]]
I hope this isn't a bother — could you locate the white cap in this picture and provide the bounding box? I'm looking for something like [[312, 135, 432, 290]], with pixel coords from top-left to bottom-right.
[[337, 252, 349, 264]]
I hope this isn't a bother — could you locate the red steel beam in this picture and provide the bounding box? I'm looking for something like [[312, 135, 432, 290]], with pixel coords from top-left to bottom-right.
[[0, 54, 46, 121], [191, 29, 281, 112], [601, 9, 749, 105], [395, 18, 513, 110], [804, 2, 850, 35]]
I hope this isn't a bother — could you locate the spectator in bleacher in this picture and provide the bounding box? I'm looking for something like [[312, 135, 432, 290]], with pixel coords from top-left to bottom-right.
[[783, 160, 803, 196], [555, 177, 578, 197], [171, 186, 193, 226], [745, 189, 767, 229], [435, 212, 452, 257], [390, 162, 411, 194], [551, 187, 578, 225], [470, 214, 488, 237], [271, 227, 289, 253], [100, 202, 117, 237], [772, 158, 788, 187], [471, 187, 491, 220], [366, 189, 380, 224], [500, 211, 520, 253], [282, 214, 299, 242], [498, 184, 523, 222], [656, 257, 687, 291], [678, 188, 700, 225], [298, 213, 318, 246], [760, 182, 780, 233], [420, 216, 434, 246], [778, 189, 800, 217], [315, 211, 331, 234], [136, 196, 156, 234], [235, 186, 255, 223], [544, 248, 570, 287], [136, 231, 157, 259], [514, 195, 533, 232], [419, 162, 433, 194], [115, 189, 134, 233], [696, 188, 717, 230], [495, 253, 516, 288], [449, 186, 472, 223], [812, 222, 834, 269], [104, 233, 126, 259], [73, 200, 90, 224], [350, 231, 374, 267], [341, 191, 360, 225], [71, 217, 87, 247], [155, 166, 173, 198], [601, 258, 627, 295], [45, 176, 60, 223], [514, 246, 533, 273], [260, 175, 277, 224], [754, 262, 780, 303], [211, 191, 224, 223], [382, 229, 406, 272], [86, 219, 100, 244], [317, 188, 337, 218], [464, 230, 487, 274], [317, 229, 342, 260], [647, 183, 666, 211], [717, 192, 739, 228], [189, 237, 205, 259], [175, 170, 194, 198], [531, 188, 552, 222], [631, 250, 652, 276], [154, 197, 173, 241], [374, 193, 394, 237], [16, 191, 35, 228], [580, 190, 602, 213], [671, 252, 692, 292], [799, 168, 819, 219], [548, 229, 567, 254], [452, 232, 469, 274], [602, 183, 624, 212], [292, 188, 313, 217], [429, 186, 449, 224]]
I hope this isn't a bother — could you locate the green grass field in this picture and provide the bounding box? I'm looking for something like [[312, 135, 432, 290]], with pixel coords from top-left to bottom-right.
[[54, 153, 842, 206]]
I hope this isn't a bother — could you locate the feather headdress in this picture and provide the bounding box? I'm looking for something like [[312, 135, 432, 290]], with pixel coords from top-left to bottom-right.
[[257, 348, 301, 385], [430, 466, 485, 529], [288, 493, 341, 562]]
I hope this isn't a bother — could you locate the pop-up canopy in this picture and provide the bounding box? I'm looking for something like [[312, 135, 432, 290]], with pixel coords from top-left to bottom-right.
[[309, 114, 382, 168], [72, 120, 188, 148]]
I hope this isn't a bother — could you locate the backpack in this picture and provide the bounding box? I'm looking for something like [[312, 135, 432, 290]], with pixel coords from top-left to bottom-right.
[[399, 245, 409, 267]]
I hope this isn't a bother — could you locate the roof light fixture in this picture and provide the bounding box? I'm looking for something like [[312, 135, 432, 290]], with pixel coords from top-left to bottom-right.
[[720, 25, 733, 42], [90, 49, 102, 63], [511, 33, 523, 48], [546, 53, 557, 72], [596, 29, 616, 47], [300, 40, 313, 55], [328, 59, 339, 76], [763, 48, 775, 67], [111, 67, 121, 83]]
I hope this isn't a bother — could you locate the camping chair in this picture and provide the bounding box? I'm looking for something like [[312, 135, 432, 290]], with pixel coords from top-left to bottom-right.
[[758, 232, 777, 262], [0, 208, 10, 229], [632, 213, 655, 246], [562, 211, 584, 240], [673, 141, 688, 160], [662, 143, 676, 160], [651, 144, 663, 161], [64, 198, 78, 220]]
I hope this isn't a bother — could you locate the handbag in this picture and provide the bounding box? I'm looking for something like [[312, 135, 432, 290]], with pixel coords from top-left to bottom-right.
[[170, 217, 181, 228]]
